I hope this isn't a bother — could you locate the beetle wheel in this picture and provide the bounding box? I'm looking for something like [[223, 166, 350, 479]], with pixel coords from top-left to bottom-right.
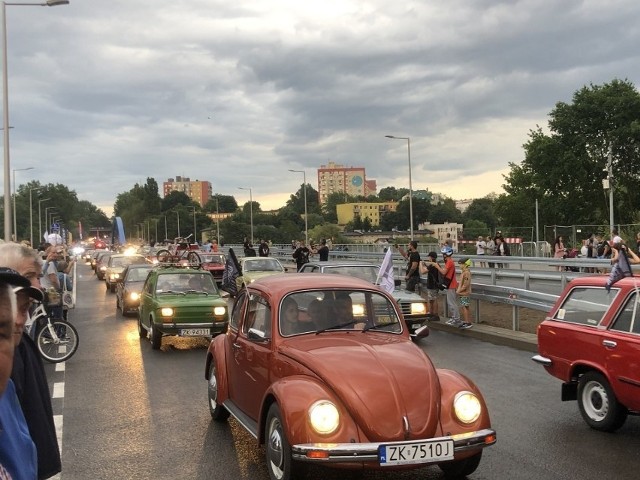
[[578, 371, 627, 432], [208, 361, 230, 421], [265, 404, 305, 480], [439, 451, 482, 478]]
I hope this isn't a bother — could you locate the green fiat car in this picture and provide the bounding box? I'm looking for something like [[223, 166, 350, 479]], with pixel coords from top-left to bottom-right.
[[137, 267, 229, 349]]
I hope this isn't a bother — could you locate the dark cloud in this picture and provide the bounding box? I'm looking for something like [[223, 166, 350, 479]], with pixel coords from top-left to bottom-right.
[[3, 0, 639, 214]]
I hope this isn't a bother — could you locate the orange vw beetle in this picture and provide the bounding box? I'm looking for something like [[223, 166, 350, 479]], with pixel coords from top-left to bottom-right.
[[205, 274, 495, 479]]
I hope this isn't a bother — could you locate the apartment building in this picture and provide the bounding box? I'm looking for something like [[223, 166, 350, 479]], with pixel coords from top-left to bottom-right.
[[163, 176, 212, 207]]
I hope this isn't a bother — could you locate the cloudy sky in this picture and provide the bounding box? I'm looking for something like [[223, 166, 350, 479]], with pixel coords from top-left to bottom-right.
[[5, 0, 640, 216]]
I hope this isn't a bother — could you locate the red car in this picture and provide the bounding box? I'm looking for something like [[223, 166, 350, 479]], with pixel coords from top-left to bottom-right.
[[533, 276, 640, 431], [199, 252, 226, 284], [205, 274, 495, 479]]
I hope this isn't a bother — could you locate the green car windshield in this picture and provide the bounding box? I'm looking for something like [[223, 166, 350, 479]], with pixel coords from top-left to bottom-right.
[[156, 273, 218, 294]]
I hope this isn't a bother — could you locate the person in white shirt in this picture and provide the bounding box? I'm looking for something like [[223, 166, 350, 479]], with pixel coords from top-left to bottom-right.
[[475, 236, 486, 267]]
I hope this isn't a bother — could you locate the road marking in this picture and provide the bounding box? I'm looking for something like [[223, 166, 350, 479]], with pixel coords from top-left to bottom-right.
[[53, 414, 63, 454], [53, 382, 65, 398], [55, 362, 65, 372]]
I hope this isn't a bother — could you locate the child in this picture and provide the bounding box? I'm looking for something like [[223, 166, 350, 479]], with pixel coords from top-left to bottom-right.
[[457, 258, 473, 329]]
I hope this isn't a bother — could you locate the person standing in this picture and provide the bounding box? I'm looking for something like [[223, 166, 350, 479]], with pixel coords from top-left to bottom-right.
[[485, 235, 495, 268], [258, 239, 270, 257], [396, 241, 421, 293], [428, 246, 460, 326], [475, 235, 486, 267], [457, 258, 473, 329], [316, 239, 329, 261], [0, 244, 62, 479], [422, 251, 440, 321], [554, 235, 566, 271], [0, 272, 38, 480], [292, 240, 310, 271]]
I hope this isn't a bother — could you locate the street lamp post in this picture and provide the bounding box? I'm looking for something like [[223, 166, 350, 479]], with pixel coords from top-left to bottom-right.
[[238, 187, 253, 245], [188, 206, 196, 243], [214, 196, 220, 245], [38, 197, 49, 243], [164, 215, 168, 242], [385, 135, 413, 240], [2, 0, 70, 242], [12, 165, 33, 240], [288, 169, 308, 245], [176, 211, 180, 238], [28, 186, 42, 246]]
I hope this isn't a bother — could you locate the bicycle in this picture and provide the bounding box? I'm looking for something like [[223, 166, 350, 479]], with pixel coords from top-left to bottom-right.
[[26, 302, 79, 363], [155, 234, 202, 266]]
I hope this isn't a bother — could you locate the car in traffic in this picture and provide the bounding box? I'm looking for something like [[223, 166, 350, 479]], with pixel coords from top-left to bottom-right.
[[115, 264, 155, 316], [199, 252, 226, 284], [138, 266, 229, 349], [532, 275, 640, 431], [298, 261, 429, 336], [236, 256, 287, 290], [205, 274, 495, 479], [104, 253, 149, 293], [94, 251, 115, 280]]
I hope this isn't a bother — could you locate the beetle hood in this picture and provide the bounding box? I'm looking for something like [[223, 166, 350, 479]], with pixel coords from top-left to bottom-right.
[[280, 335, 441, 441]]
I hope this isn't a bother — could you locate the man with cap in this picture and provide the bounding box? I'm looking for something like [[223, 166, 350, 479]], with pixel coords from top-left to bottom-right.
[[0, 269, 38, 480], [426, 246, 462, 327], [0, 242, 62, 479]]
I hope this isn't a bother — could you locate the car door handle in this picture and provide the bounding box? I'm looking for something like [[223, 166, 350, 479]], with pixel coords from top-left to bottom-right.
[[232, 343, 241, 350], [602, 340, 617, 348]]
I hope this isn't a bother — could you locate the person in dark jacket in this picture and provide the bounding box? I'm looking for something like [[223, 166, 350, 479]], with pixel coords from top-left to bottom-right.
[[0, 244, 62, 479], [316, 239, 329, 261]]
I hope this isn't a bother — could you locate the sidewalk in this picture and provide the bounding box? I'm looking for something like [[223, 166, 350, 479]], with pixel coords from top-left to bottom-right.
[[427, 320, 538, 353]]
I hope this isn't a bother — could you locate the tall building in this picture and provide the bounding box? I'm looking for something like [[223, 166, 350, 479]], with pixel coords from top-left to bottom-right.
[[336, 202, 397, 226], [163, 176, 212, 207], [317, 161, 376, 205]]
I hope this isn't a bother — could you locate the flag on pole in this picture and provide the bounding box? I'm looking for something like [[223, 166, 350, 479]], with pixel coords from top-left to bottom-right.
[[221, 247, 241, 296], [376, 247, 396, 294], [606, 248, 633, 292]]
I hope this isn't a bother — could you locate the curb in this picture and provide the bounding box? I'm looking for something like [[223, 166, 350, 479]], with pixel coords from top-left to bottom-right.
[[427, 321, 538, 353]]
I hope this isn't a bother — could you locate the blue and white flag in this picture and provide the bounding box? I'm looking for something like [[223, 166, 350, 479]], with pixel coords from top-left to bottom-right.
[[376, 247, 395, 294]]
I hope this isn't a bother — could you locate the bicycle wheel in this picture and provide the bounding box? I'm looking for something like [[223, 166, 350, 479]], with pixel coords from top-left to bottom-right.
[[186, 251, 202, 266], [156, 249, 172, 263], [36, 320, 79, 363]]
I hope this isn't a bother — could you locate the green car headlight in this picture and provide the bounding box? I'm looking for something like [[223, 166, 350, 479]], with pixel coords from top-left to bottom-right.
[[213, 306, 226, 316], [309, 400, 339, 435], [453, 391, 482, 424], [160, 307, 174, 317], [411, 303, 427, 315], [130, 292, 140, 301]]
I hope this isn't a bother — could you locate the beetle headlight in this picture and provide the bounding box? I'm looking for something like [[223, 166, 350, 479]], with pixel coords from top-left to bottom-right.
[[160, 307, 174, 317], [411, 302, 427, 315], [309, 400, 339, 435], [213, 306, 226, 316], [453, 391, 481, 424]]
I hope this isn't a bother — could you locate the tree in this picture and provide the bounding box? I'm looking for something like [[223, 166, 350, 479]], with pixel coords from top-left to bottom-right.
[[499, 79, 640, 229], [286, 183, 321, 215], [161, 191, 192, 211], [379, 187, 408, 201], [429, 199, 462, 225], [463, 197, 498, 231], [204, 194, 238, 214]]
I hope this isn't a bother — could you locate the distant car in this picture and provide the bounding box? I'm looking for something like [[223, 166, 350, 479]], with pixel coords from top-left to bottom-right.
[[90, 249, 108, 271], [95, 251, 115, 280], [533, 276, 640, 431], [205, 274, 495, 479], [105, 254, 149, 293], [138, 267, 229, 350], [236, 256, 287, 290], [199, 253, 226, 284], [116, 264, 155, 316], [298, 261, 429, 336]]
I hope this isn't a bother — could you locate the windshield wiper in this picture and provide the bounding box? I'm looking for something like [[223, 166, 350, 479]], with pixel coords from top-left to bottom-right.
[[159, 290, 185, 296], [316, 320, 359, 334], [362, 322, 397, 332], [185, 289, 209, 295]]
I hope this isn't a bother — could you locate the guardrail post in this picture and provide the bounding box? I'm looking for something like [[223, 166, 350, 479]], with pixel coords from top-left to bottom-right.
[[524, 271, 530, 290], [512, 305, 519, 331], [474, 298, 481, 324]]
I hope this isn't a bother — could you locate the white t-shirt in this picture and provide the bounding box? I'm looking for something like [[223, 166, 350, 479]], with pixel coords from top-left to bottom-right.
[[476, 240, 486, 255], [40, 261, 59, 290]]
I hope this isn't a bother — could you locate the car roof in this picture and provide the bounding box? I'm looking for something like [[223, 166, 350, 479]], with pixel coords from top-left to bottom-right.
[[249, 273, 382, 296], [568, 275, 634, 288], [303, 261, 379, 268]]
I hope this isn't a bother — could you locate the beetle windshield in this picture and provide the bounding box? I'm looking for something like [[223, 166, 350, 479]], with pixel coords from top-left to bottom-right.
[[279, 289, 402, 337]]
